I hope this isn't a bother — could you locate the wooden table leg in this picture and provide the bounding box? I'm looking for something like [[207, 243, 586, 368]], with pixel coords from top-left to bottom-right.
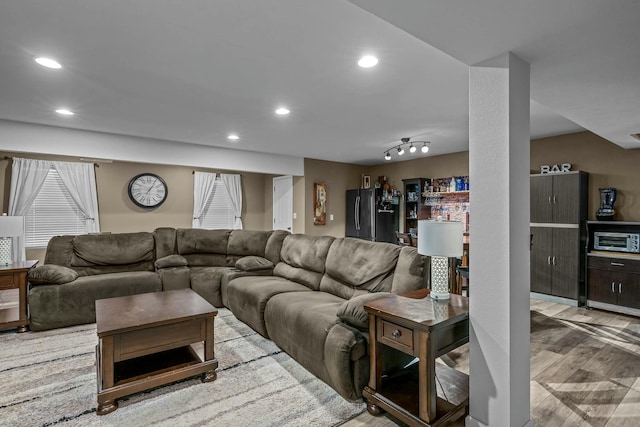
[[365, 314, 385, 416], [97, 336, 118, 415], [202, 316, 217, 382], [418, 330, 436, 423]]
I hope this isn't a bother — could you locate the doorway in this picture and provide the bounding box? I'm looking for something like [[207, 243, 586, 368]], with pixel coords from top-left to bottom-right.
[[273, 175, 293, 232]]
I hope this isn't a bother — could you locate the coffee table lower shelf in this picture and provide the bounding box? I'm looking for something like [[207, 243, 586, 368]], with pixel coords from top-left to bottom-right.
[[96, 344, 218, 415]]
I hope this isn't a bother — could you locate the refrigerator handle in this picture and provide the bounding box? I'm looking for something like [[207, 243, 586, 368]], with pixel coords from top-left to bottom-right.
[[371, 197, 375, 239], [355, 196, 360, 230]]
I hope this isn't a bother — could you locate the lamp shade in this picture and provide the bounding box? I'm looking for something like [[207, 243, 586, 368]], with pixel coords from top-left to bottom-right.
[[0, 215, 25, 238], [417, 220, 463, 257]]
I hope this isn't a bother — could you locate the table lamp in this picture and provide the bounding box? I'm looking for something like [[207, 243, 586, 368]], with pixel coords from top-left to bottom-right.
[[418, 219, 463, 300], [0, 215, 25, 265]]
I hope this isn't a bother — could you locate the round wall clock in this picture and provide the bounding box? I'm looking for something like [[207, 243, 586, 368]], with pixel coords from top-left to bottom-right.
[[127, 173, 168, 209]]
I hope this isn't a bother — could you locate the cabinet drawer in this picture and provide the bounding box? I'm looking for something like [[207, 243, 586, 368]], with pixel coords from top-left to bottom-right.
[[380, 320, 414, 352], [0, 274, 14, 289], [588, 256, 640, 273]]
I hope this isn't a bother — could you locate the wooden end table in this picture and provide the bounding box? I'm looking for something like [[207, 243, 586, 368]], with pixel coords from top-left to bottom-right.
[[363, 288, 469, 427], [95, 289, 218, 415], [0, 260, 38, 333]]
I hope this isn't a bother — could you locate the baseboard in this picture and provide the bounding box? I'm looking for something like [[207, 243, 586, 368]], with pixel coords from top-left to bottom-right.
[[587, 300, 640, 317], [530, 292, 579, 307]]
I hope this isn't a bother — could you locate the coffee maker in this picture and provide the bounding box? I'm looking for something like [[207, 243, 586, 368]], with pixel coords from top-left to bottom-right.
[[596, 187, 617, 221]]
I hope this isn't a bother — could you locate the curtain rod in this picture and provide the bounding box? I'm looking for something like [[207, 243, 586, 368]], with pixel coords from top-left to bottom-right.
[[192, 171, 242, 175], [1, 155, 100, 167]]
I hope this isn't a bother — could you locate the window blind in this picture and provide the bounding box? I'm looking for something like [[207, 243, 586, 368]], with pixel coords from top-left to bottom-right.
[[199, 177, 235, 229], [24, 168, 87, 248]]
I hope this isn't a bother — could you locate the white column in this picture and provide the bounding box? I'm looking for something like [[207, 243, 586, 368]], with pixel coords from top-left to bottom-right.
[[466, 52, 533, 427]]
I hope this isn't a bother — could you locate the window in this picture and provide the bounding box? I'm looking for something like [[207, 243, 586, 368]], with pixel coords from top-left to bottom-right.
[[199, 177, 235, 229], [24, 168, 87, 248]]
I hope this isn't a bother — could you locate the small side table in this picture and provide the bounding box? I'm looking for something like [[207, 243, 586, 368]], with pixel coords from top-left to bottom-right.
[[363, 288, 469, 426], [0, 260, 39, 333]]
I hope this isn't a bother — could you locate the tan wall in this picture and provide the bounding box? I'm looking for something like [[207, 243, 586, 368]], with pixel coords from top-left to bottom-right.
[[1, 151, 269, 262], [303, 158, 367, 237], [530, 131, 640, 221]]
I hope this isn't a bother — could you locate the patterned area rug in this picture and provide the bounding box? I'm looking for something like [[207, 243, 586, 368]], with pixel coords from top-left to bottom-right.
[[0, 309, 366, 426]]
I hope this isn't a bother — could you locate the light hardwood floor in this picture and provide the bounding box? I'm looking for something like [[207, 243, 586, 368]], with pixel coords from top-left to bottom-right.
[[342, 299, 640, 427]]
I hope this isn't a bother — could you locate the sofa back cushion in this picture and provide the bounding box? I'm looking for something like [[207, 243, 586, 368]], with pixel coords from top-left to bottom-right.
[[274, 234, 335, 290], [70, 232, 155, 275], [44, 235, 75, 267], [391, 246, 428, 293], [265, 230, 289, 265], [227, 230, 271, 257], [154, 227, 177, 259], [177, 228, 230, 255], [320, 238, 401, 299]]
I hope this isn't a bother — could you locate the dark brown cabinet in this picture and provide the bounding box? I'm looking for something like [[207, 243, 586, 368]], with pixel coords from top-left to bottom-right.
[[530, 172, 587, 224], [531, 227, 580, 299], [587, 255, 640, 312], [530, 171, 588, 304]]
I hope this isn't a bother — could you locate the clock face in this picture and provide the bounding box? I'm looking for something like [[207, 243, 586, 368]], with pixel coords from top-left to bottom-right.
[[128, 173, 168, 209]]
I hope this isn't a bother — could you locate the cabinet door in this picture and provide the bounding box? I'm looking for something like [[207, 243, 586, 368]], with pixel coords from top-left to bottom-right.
[[588, 269, 617, 304], [551, 228, 579, 299], [552, 174, 580, 224], [530, 227, 552, 294], [530, 175, 553, 223], [615, 271, 640, 309]]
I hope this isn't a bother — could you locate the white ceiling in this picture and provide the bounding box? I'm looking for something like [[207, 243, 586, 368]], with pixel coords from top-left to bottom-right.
[[0, 1, 636, 167]]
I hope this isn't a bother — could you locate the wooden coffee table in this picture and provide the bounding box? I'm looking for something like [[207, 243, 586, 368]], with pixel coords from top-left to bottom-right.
[[95, 289, 218, 415]]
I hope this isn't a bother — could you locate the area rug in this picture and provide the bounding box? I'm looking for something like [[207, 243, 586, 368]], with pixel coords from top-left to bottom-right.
[[0, 309, 366, 427]]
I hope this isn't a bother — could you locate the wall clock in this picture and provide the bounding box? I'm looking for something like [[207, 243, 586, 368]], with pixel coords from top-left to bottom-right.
[[128, 173, 168, 209]]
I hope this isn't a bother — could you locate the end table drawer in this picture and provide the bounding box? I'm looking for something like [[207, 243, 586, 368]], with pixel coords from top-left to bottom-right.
[[380, 320, 413, 352], [0, 275, 14, 289]]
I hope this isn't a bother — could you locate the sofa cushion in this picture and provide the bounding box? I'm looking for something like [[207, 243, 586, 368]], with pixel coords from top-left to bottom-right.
[[153, 227, 177, 259], [274, 234, 335, 290], [336, 292, 394, 330], [28, 271, 162, 331], [190, 266, 232, 307], [264, 292, 355, 394], [225, 276, 311, 337], [43, 235, 75, 267], [155, 254, 188, 269], [71, 232, 155, 267], [235, 256, 274, 272], [264, 230, 289, 265], [28, 265, 78, 285], [320, 238, 400, 298], [227, 230, 270, 257], [391, 246, 428, 293], [177, 228, 230, 255]]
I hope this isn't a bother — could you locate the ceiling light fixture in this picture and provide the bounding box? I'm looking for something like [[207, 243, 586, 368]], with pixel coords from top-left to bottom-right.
[[35, 57, 62, 69], [358, 55, 379, 68], [55, 108, 74, 116], [383, 137, 431, 161], [275, 107, 290, 115], [227, 134, 240, 141]]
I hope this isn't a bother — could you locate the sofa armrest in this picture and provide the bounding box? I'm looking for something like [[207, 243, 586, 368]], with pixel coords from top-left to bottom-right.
[[27, 265, 78, 286], [155, 254, 188, 270], [336, 292, 393, 330], [235, 256, 274, 272], [324, 322, 369, 401]]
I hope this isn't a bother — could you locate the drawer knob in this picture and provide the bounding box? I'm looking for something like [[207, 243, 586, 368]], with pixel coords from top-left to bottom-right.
[[391, 330, 401, 339]]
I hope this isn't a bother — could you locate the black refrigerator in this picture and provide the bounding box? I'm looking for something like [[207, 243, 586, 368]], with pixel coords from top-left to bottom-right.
[[345, 188, 396, 243]]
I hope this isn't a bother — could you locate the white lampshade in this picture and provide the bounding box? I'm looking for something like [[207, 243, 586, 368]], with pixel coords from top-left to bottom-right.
[[417, 220, 463, 257], [0, 216, 24, 238]]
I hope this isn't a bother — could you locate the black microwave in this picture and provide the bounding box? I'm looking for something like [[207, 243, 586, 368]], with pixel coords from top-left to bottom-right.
[[593, 231, 640, 253]]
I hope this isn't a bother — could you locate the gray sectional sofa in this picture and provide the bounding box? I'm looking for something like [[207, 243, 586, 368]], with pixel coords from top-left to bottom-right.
[[27, 228, 429, 400]]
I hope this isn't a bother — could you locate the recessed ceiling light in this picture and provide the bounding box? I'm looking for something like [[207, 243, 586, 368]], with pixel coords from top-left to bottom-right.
[[275, 107, 290, 116], [358, 55, 378, 68], [35, 57, 63, 69], [227, 134, 240, 141], [55, 108, 74, 116]]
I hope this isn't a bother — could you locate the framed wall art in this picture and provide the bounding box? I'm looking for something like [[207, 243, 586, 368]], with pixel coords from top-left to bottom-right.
[[313, 183, 327, 225], [363, 175, 371, 189]]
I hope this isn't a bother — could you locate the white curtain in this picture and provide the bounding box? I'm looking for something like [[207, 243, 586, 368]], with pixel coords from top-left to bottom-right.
[[8, 158, 52, 261], [52, 160, 101, 233], [193, 171, 217, 228], [221, 173, 243, 229]]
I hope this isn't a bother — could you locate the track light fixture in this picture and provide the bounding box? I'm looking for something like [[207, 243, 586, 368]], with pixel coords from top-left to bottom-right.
[[383, 137, 430, 161]]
